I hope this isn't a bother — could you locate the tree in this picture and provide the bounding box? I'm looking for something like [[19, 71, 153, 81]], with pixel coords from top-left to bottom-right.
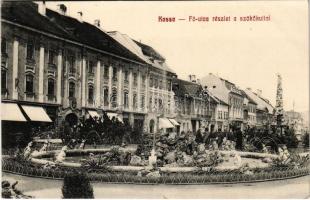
[[302, 132, 309, 148], [62, 172, 94, 199], [280, 127, 299, 148]]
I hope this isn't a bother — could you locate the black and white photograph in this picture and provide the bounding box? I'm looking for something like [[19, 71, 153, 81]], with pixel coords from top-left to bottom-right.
[[1, 0, 309, 199]]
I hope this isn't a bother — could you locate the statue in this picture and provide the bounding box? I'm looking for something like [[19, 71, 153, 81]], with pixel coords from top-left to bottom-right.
[[209, 140, 219, 150], [55, 146, 68, 163], [282, 145, 290, 159], [262, 144, 269, 153], [148, 148, 157, 168], [23, 141, 33, 160], [232, 151, 242, 168], [79, 139, 86, 149], [39, 140, 49, 152]]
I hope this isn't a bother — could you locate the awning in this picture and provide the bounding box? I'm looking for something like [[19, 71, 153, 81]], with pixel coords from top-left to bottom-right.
[[107, 112, 123, 123], [159, 118, 174, 129], [1, 102, 27, 121], [21, 105, 52, 122], [88, 110, 101, 119], [168, 118, 180, 126]]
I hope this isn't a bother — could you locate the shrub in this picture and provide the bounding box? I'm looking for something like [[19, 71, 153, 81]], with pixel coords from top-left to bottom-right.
[[302, 132, 309, 148], [62, 172, 94, 199]]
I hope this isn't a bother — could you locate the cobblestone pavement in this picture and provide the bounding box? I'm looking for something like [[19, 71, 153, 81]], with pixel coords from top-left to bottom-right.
[[2, 172, 309, 199]]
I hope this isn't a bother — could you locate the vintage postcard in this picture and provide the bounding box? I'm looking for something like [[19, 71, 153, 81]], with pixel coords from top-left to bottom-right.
[[1, 0, 309, 199]]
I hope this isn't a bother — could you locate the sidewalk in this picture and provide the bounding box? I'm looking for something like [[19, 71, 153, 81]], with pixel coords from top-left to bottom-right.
[[3, 172, 309, 199]]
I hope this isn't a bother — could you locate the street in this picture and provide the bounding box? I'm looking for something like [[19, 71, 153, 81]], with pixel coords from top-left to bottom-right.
[[3, 172, 309, 199]]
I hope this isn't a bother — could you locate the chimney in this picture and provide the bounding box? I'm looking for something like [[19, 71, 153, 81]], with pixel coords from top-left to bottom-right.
[[37, 1, 46, 16], [94, 19, 100, 27], [196, 79, 200, 84], [77, 11, 83, 22], [57, 4, 67, 15], [189, 74, 196, 83], [256, 89, 262, 97]]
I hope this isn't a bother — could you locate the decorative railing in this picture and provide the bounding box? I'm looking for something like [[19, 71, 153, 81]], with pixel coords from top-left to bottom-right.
[[2, 158, 309, 184]]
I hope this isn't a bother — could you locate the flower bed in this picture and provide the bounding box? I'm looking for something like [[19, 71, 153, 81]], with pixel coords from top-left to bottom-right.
[[2, 158, 309, 184]]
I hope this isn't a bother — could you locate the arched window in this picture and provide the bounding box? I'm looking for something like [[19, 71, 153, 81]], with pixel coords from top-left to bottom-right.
[[25, 74, 34, 93], [88, 85, 94, 104], [68, 82, 75, 98], [124, 91, 129, 109], [103, 87, 109, 106]]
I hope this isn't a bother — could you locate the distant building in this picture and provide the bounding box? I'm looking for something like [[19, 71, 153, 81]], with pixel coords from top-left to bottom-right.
[[200, 73, 245, 131], [243, 88, 274, 127], [241, 90, 257, 128], [172, 77, 218, 133], [284, 110, 306, 140]]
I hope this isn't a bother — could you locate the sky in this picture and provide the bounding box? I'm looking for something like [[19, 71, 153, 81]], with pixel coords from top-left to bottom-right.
[[45, 1, 309, 112]]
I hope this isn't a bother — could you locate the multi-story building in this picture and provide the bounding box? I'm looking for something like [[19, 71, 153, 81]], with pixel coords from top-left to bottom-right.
[[107, 31, 176, 133], [241, 90, 257, 128], [243, 88, 274, 127], [200, 73, 245, 131], [172, 77, 217, 133], [1, 1, 176, 140], [284, 110, 306, 141]]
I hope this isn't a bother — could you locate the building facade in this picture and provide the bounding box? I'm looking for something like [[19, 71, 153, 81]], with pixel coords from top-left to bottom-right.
[[241, 90, 257, 128], [284, 110, 306, 141], [243, 88, 274, 127], [1, 1, 176, 136], [172, 77, 217, 133]]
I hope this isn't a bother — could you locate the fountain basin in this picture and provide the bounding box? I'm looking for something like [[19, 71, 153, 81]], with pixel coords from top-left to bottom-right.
[[30, 149, 279, 173]]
